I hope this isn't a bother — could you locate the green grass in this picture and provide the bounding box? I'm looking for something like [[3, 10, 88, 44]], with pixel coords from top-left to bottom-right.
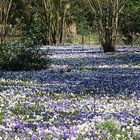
[[68, 33, 140, 46], [74, 33, 99, 45], [0, 113, 5, 124]]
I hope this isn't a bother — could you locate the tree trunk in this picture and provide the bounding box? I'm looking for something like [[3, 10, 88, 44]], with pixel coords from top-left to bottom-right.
[[102, 43, 115, 52], [60, 12, 66, 44], [88, 0, 127, 53], [42, 0, 70, 45], [82, 34, 84, 44], [0, 0, 12, 44]]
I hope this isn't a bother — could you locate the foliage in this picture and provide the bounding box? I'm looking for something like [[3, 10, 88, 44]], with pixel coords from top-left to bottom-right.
[[0, 41, 50, 71], [0, 0, 140, 47], [23, 14, 48, 45], [120, 0, 140, 45]]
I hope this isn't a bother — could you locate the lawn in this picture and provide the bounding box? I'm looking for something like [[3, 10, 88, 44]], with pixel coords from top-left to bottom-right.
[[0, 45, 140, 139]]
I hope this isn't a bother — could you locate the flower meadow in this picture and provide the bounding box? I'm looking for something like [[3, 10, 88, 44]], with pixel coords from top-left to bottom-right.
[[0, 45, 140, 140]]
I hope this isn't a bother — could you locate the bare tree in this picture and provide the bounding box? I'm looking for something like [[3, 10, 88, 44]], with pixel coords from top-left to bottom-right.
[[88, 0, 127, 52], [0, 0, 13, 44], [42, 0, 70, 45]]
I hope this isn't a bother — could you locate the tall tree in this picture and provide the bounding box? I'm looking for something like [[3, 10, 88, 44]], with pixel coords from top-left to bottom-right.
[[0, 0, 33, 44], [88, 0, 127, 52], [40, 0, 70, 45], [0, 0, 13, 44]]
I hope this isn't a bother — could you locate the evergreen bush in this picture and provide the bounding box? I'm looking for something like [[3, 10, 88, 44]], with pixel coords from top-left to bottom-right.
[[0, 41, 50, 71]]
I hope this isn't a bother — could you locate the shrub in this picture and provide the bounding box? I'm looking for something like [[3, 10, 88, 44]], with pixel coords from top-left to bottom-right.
[[0, 41, 50, 71], [23, 14, 49, 45]]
